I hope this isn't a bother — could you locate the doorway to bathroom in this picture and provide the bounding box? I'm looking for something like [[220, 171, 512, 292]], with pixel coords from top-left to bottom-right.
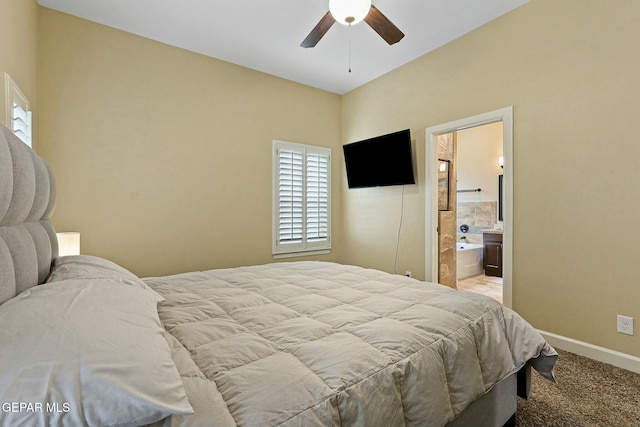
[[425, 107, 513, 308], [454, 122, 503, 303]]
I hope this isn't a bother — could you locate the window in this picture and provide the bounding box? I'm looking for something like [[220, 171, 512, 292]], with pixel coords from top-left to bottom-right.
[[273, 140, 331, 257], [4, 73, 32, 147]]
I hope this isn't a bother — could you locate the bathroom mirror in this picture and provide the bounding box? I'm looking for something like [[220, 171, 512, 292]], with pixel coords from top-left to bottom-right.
[[438, 159, 450, 211]]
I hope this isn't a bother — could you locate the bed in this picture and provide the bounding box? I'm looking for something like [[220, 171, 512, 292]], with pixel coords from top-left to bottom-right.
[[0, 123, 557, 427]]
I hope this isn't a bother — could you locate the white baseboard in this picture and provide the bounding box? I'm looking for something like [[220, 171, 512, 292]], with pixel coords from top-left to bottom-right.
[[539, 330, 640, 374]]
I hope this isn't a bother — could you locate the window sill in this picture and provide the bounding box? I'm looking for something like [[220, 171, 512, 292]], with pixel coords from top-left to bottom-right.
[[272, 249, 331, 259]]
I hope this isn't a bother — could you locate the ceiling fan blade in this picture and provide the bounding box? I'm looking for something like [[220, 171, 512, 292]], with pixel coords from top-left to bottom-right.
[[301, 12, 336, 48], [364, 5, 404, 45]]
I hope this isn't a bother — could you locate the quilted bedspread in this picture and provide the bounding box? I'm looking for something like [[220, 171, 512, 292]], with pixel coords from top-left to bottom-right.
[[143, 261, 556, 427]]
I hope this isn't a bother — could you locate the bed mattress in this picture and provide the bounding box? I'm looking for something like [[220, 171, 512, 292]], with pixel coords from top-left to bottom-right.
[[144, 261, 556, 427]]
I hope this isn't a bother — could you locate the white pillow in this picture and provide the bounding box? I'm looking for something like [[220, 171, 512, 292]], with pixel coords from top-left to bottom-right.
[[47, 255, 161, 297], [0, 279, 193, 427]]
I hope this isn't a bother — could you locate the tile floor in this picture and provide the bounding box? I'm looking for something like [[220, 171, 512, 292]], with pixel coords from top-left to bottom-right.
[[457, 274, 503, 303]]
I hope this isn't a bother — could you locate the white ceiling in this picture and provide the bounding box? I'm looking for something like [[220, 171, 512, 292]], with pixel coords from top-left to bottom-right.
[[37, 0, 529, 95]]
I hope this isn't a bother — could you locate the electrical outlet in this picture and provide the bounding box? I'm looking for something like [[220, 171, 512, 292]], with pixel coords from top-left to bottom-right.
[[617, 315, 634, 336], [405, 271, 412, 278]]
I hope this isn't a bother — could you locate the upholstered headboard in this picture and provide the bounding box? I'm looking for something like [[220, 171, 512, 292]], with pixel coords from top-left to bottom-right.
[[0, 123, 57, 304]]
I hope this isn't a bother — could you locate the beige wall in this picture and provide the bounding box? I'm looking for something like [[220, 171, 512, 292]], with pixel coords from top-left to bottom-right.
[[37, 8, 343, 277], [457, 122, 503, 205], [341, 0, 640, 356], [0, 0, 38, 140]]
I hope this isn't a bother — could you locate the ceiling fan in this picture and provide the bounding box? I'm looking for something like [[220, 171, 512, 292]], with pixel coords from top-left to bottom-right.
[[301, 0, 404, 48]]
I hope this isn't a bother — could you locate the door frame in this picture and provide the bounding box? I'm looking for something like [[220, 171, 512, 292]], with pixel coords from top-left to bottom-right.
[[425, 106, 513, 308]]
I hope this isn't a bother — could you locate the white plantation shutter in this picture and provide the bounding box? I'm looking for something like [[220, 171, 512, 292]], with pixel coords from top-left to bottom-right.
[[273, 141, 331, 256], [278, 149, 304, 243], [11, 103, 32, 147], [4, 73, 32, 147], [306, 152, 329, 241]]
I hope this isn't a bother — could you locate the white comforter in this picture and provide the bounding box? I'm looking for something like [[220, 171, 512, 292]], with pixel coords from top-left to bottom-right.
[[144, 261, 556, 427]]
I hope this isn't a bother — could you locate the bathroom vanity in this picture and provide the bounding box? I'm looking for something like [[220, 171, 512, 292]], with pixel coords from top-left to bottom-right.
[[483, 231, 503, 277]]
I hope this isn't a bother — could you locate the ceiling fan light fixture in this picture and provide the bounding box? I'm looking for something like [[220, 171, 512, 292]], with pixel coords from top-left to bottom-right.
[[329, 0, 372, 26]]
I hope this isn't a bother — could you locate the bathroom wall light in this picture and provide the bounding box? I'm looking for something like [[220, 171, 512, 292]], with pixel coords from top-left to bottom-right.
[[56, 232, 80, 256], [499, 156, 504, 168]]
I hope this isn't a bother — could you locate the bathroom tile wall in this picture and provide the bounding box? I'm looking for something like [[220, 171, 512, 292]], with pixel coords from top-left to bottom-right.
[[457, 201, 497, 244]]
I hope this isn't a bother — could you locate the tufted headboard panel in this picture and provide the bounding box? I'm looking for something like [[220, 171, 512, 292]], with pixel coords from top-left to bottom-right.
[[0, 123, 57, 304]]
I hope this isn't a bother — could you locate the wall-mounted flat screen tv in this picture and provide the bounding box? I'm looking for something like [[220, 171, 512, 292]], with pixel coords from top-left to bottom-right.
[[343, 129, 415, 189]]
